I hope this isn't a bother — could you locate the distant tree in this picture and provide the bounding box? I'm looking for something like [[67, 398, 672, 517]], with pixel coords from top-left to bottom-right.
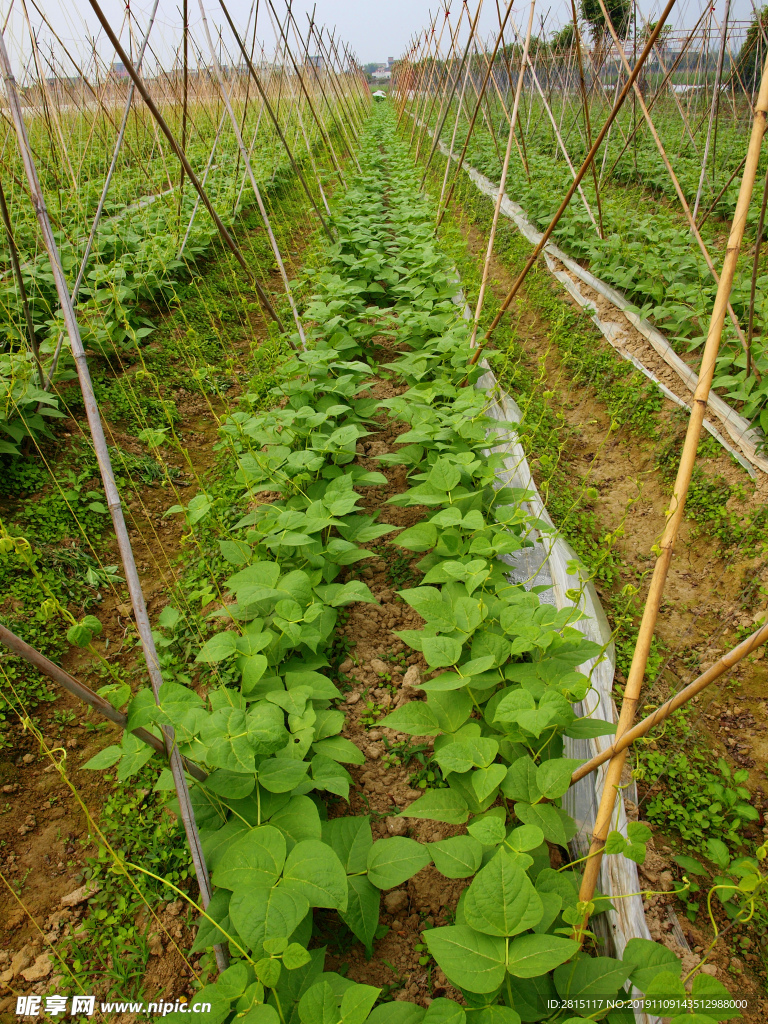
[[737, 5, 768, 93], [550, 24, 575, 54], [642, 20, 671, 45], [580, 0, 631, 44]]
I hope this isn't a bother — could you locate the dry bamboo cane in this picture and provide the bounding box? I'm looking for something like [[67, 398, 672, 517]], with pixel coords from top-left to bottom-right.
[[436, 5, 486, 212], [411, 8, 454, 159], [86, 0, 283, 331], [407, 23, 437, 153], [0, 176, 42, 385], [571, 0, 603, 239], [436, 0, 515, 228], [216, 0, 334, 241], [470, 0, 676, 363], [197, 0, 304, 349], [421, 0, 484, 188], [266, 0, 346, 186], [415, 11, 464, 165], [596, 0, 750, 356], [0, 27, 228, 973], [570, 617, 768, 786], [41, 0, 160, 395], [470, 1, 536, 345], [0, 625, 209, 784], [573, 49, 768, 941], [693, 0, 732, 220]]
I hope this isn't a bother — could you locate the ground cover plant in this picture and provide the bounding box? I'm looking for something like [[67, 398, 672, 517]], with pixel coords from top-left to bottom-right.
[[51, 105, 757, 1024]]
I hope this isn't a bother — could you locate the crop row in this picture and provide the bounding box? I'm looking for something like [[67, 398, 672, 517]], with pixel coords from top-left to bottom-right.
[[420, 95, 768, 432], [66, 106, 752, 1024]]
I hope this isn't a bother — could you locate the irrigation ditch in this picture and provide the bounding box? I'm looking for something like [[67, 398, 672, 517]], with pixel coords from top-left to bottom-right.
[[0, 94, 766, 1024]]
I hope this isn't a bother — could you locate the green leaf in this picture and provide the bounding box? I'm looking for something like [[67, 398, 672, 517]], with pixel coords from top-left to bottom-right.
[[270, 796, 323, 849], [563, 718, 617, 739], [673, 854, 706, 876], [424, 925, 506, 993], [283, 943, 312, 970], [299, 981, 341, 1024], [428, 459, 461, 491], [259, 757, 310, 793], [506, 933, 580, 978], [422, 635, 463, 668], [422, 1000, 466, 1024], [340, 984, 380, 1024], [203, 769, 256, 800], [554, 954, 632, 1000], [434, 738, 499, 774], [501, 756, 540, 804], [395, 522, 437, 551], [514, 803, 577, 846], [398, 789, 469, 824], [322, 816, 373, 873], [311, 736, 366, 765], [196, 631, 239, 663], [211, 825, 286, 891], [621, 938, 681, 992], [467, 817, 506, 846], [505, 824, 545, 853], [463, 850, 544, 936], [116, 731, 157, 781], [341, 874, 380, 952], [429, 836, 483, 879], [81, 745, 122, 770], [471, 765, 506, 804], [536, 759, 581, 800], [690, 973, 743, 1021], [229, 886, 309, 951], [367, 837, 431, 889], [367, 1004, 425, 1024], [256, 957, 281, 987], [281, 839, 348, 910], [379, 703, 440, 736], [67, 623, 94, 648]]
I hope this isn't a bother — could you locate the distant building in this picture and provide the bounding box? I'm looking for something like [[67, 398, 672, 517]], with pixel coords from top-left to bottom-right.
[[371, 65, 391, 80], [306, 55, 324, 70], [110, 61, 129, 79]]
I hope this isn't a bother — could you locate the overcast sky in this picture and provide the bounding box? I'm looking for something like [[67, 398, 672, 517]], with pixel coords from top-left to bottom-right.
[[0, 0, 761, 75]]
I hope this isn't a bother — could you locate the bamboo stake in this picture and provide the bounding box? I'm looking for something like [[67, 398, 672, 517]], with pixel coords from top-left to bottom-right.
[[197, 0, 304, 348], [470, 0, 676, 362], [746, 163, 768, 378], [693, 0, 732, 220], [86, 0, 284, 331], [0, 177, 41, 385], [574, 48, 768, 941], [571, 0, 603, 238], [570, 617, 768, 786], [436, 0, 516, 227], [215, 0, 334, 241], [41, 0, 161, 395], [0, 26, 227, 973], [0, 624, 208, 783], [595, 0, 750, 356], [470, 1, 536, 344], [421, 0, 484, 188]]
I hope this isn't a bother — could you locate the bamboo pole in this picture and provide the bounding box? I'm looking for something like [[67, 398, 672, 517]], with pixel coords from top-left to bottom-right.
[[595, 0, 750, 356], [693, 0, 732, 220], [470, 0, 676, 362], [0, 176, 42, 386], [574, 48, 768, 940], [436, 0, 515, 227], [0, 25, 227, 973], [421, 0, 484, 188], [570, 617, 768, 786], [746, 163, 768, 378], [0, 625, 208, 784], [85, 0, 283, 330], [571, 0, 603, 238], [470, 1, 536, 344], [197, 0, 304, 348], [215, 0, 334, 241]]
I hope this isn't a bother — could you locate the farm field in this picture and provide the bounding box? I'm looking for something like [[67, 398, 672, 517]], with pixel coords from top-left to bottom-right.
[[1, 3, 768, 1024]]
